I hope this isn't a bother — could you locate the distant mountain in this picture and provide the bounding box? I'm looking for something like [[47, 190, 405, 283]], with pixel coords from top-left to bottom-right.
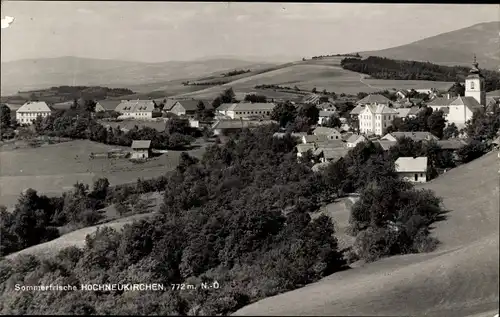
[[192, 55, 303, 64], [0, 56, 274, 96], [360, 21, 500, 70]]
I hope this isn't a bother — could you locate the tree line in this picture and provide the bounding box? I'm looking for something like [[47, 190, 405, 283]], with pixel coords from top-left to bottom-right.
[[340, 56, 500, 92]]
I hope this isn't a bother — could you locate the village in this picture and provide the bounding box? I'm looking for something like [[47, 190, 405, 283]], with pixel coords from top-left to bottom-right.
[[5, 57, 500, 186]]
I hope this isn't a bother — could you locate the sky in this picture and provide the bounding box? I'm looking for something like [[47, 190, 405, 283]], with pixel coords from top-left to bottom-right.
[[1, 2, 499, 63]]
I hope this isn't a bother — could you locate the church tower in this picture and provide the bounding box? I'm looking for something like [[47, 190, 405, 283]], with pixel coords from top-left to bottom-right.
[[465, 55, 486, 106]]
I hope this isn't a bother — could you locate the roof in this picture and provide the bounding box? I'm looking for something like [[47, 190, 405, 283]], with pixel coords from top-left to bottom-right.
[[383, 132, 439, 142], [221, 102, 277, 112], [357, 94, 392, 105], [365, 104, 398, 114], [212, 119, 276, 130], [173, 99, 212, 111], [116, 100, 155, 113], [395, 157, 428, 173], [303, 134, 329, 143], [376, 140, 397, 151], [314, 147, 349, 160], [437, 139, 468, 150], [16, 101, 52, 113], [427, 96, 455, 107], [131, 140, 152, 149], [217, 103, 235, 112], [96, 100, 121, 111], [346, 134, 365, 143], [492, 136, 500, 145], [315, 140, 345, 149], [396, 108, 411, 118], [163, 99, 179, 111], [296, 143, 315, 153], [319, 110, 335, 117], [313, 127, 341, 136], [450, 96, 482, 111], [273, 132, 307, 139], [350, 105, 364, 115], [302, 94, 321, 104], [317, 102, 337, 110], [486, 89, 500, 97]]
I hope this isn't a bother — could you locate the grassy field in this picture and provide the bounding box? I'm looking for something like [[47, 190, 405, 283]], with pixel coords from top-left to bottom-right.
[[174, 59, 455, 99], [0, 139, 207, 208], [235, 150, 499, 316]]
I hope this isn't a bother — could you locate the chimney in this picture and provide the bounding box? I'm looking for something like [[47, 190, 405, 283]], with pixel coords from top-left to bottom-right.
[[446, 93, 450, 99]]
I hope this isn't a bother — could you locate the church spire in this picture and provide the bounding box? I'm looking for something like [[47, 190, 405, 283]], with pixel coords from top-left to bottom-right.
[[470, 54, 480, 74]]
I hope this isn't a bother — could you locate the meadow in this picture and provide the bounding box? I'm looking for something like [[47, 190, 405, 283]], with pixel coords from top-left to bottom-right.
[[0, 139, 207, 208]]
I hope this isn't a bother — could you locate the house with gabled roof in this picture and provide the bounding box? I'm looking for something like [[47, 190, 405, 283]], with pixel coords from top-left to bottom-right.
[[346, 134, 367, 148], [218, 102, 276, 119], [358, 104, 398, 136], [395, 157, 428, 183], [16, 101, 53, 125], [169, 99, 212, 117], [313, 127, 342, 140], [115, 100, 155, 119], [130, 140, 152, 159]]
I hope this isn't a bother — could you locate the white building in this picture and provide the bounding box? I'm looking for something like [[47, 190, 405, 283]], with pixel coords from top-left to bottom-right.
[[115, 100, 155, 119], [428, 57, 485, 128], [345, 134, 367, 148], [395, 157, 428, 183], [217, 103, 276, 119], [357, 104, 398, 136], [16, 101, 52, 124], [313, 127, 342, 140]]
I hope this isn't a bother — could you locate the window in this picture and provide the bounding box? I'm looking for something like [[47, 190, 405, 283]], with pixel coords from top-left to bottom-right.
[[420, 173, 423, 177], [414, 174, 418, 181], [470, 81, 475, 89]]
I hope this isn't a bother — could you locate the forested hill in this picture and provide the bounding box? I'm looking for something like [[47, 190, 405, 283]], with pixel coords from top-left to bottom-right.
[[0, 86, 135, 105], [340, 56, 500, 92]]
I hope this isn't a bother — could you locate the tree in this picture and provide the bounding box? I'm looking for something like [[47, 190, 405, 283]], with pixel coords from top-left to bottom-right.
[[311, 87, 317, 93], [357, 92, 368, 100], [0, 104, 11, 129], [297, 104, 320, 127], [221, 88, 236, 104], [244, 94, 267, 103], [448, 82, 465, 97], [270, 102, 297, 128], [426, 110, 446, 139], [443, 123, 460, 139], [323, 115, 342, 128]]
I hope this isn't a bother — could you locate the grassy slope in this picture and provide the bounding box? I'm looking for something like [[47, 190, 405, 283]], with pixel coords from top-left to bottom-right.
[[174, 58, 455, 99], [234, 150, 499, 316], [360, 21, 500, 70], [0, 139, 207, 208]]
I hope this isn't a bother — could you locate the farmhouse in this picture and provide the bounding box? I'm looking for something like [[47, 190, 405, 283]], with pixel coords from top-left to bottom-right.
[[346, 134, 367, 148], [316, 102, 337, 112], [218, 102, 276, 119], [94, 102, 106, 112], [161, 99, 180, 112], [357, 104, 398, 136], [130, 140, 152, 159], [169, 100, 210, 117], [211, 119, 275, 136], [313, 127, 342, 140], [381, 132, 439, 142], [96, 100, 121, 112], [356, 94, 392, 106], [395, 156, 428, 183], [16, 101, 52, 124], [115, 100, 155, 119]]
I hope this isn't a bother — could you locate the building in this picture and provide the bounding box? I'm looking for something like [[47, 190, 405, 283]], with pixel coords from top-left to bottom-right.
[[381, 132, 439, 142], [356, 94, 392, 106], [313, 127, 342, 140], [115, 100, 155, 119], [316, 102, 337, 112], [130, 140, 152, 159], [217, 103, 276, 119], [349, 105, 365, 117], [96, 100, 121, 112], [395, 157, 428, 183], [357, 104, 398, 136], [302, 134, 328, 144], [427, 57, 486, 128], [296, 143, 316, 159], [211, 119, 275, 136], [273, 132, 307, 140], [16, 101, 52, 124], [313, 147, 349, 163], [376, 140, 397, 151], [169, 100, 210, 117], [301, 94, 322, 105], [395, 106, 420, 120], [317, 111, 335, 125], [346, 134, 367, 148]]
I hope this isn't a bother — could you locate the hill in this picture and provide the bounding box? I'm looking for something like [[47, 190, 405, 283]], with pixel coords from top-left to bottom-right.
[[360, 21, 500, 70], [174, 58, 455, 99], [0, 56, 274, 96], [234, 150, 499, 316]]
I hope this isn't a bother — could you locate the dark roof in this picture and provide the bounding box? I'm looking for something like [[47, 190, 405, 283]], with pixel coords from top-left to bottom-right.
[[97, 100, 122, 111], [131, 140, 152, 149], [174, 100, 208, 111], [427, 96, 455, 107], [437, 140, 468, 150], [212, 119, 276, 130], [357, 94, 391, 105], [450, 96, 482, 111]]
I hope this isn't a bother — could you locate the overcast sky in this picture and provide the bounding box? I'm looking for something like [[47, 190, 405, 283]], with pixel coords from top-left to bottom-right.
[[1, 2, 499, 63]]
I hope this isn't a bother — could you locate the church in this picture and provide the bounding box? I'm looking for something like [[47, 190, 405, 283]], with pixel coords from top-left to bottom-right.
[[427, 56, 485, 128]]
